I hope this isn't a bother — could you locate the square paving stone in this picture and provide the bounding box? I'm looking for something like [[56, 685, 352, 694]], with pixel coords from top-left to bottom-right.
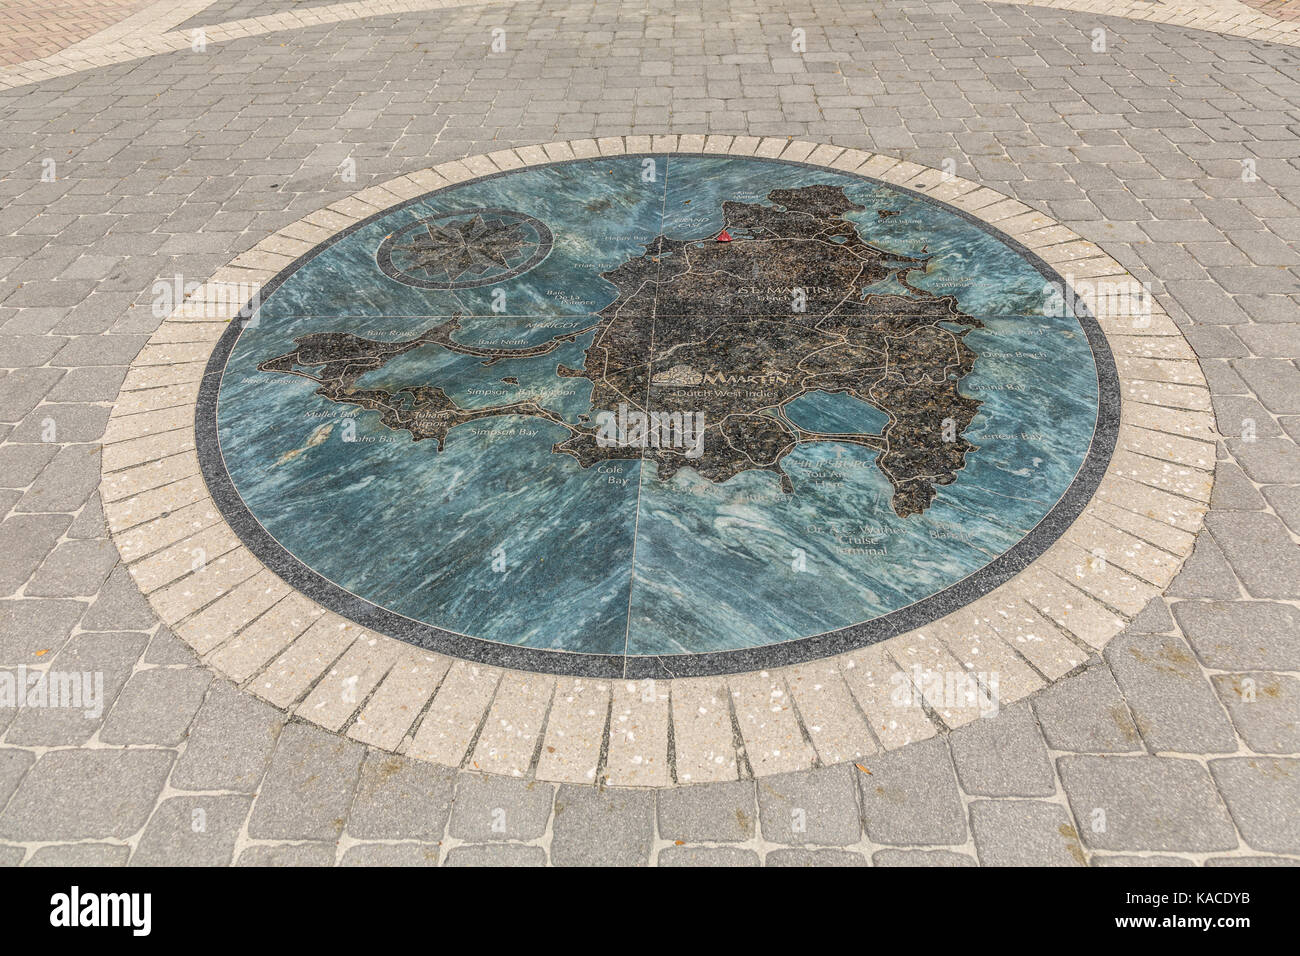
[[170, 680, 285, 793], [131, 795, 251, 866], [246, 722, 365, 841], [1058, 755, 1237, 852], [1211, 673, 1300, 754], [341, 843, 440, 866], [970, 800, 1086, 866], [348, 751, 455, 841], [657, 846, 761, 867], [5, 632, 148, 747], [236, 844, 335, 867], [443, 844, 547, 867], [0, 749, 173, 842], [857, 736, 966, 846], [1172, 601, 1300, 670], [1104, 632, 1237, 754], [552, 785, 653, 867], [949, 703, 1055, 796], [657, 779, 755, 843], [757, 764, 861, 846], [448, 772, 554, 842], [872, 849, 977, 866], [1209, 758, 1300, 854], [100, 666, 212, 746], [765, 848, 867, 867], [25, 844, 131, 867]]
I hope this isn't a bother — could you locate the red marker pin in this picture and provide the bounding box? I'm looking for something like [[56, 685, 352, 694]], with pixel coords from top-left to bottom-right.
[[715, 229, 733, 242]]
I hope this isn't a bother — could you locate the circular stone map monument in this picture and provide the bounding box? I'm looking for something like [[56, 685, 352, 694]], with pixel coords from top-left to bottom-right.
[[200, 154, 1117, 677]]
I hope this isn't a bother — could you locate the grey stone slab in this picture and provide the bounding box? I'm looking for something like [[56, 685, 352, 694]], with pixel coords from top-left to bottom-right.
[[25, 540, 119, 598], [100, 666, 212, 746], [1032, 661, 1143, 753], [1209, 460, 1266, 511], [80, 566, 158, 631], [970, 800, 1086, 866], [131, 795, 251, 866], [1059, 756, 1238, 852], [12, 403, 110, 444], [1173, 601, 1300, 670], [4, 631, 148, 746], [1263, 486, 1300, 536], [0, 598, 84, 665], [857, 736, 966, 846], [552, 785, 653, 867], [657, 779, 754, 843], [1234, 360, 1300, 415], [950, 703, 1055, 797], [443, 844, 546, 867], [757, 764, 861, 846], [1212, 673, 1300, 754], [0, 749, 173, 841], [236, 844, 334, 867], [15, 445, 101, 513], [1205, 855, 1300, 867], [765, 848, 867, 867], [657, 846, 761, 867], [142, 626, 197, 665], [348, 751, 455, 841], [66, 495, 107, 539], [170, 680, 285, 793], [0, 444, 56, 488], [448, 772, 553, 843], [1164, 533, 1241, 601], [246, 722, 365, 841], [0, 845, 22, 866], [0, 513, 72, 594], [0, 748, 34, 810], [1092, 854, 1195, 866], [872, 849, 977, 867], [1209, 758, 1300, 854], [1105, 632, 1237, 754], [1228, 437, 1300, 486], [1128, 597, 1175, 634], [341, 843, 440, 866], [25, 844, 130, 867]]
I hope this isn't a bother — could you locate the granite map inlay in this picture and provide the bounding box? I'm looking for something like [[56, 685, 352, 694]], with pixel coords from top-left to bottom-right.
[[199, 154, 1118, 677]]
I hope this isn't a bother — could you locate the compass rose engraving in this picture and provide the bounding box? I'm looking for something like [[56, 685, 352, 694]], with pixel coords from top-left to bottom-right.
[[377, 207, 553, 290]]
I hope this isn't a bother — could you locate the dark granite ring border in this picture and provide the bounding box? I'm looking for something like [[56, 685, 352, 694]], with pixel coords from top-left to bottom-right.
[[196, 151, 1120, 680]]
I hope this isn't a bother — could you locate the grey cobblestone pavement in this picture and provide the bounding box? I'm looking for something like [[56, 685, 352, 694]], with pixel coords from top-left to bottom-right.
[[0, 0, 1297, 866]]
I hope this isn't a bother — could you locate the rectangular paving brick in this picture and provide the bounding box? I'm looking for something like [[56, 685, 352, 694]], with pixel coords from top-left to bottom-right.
[[728, 670, 816, 776], [469, 670, 553, 777], [669, 676, 738, 785], [407, 659, 500, 767], [604, 678, 671, 787], [534, 675, 608, 785]]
